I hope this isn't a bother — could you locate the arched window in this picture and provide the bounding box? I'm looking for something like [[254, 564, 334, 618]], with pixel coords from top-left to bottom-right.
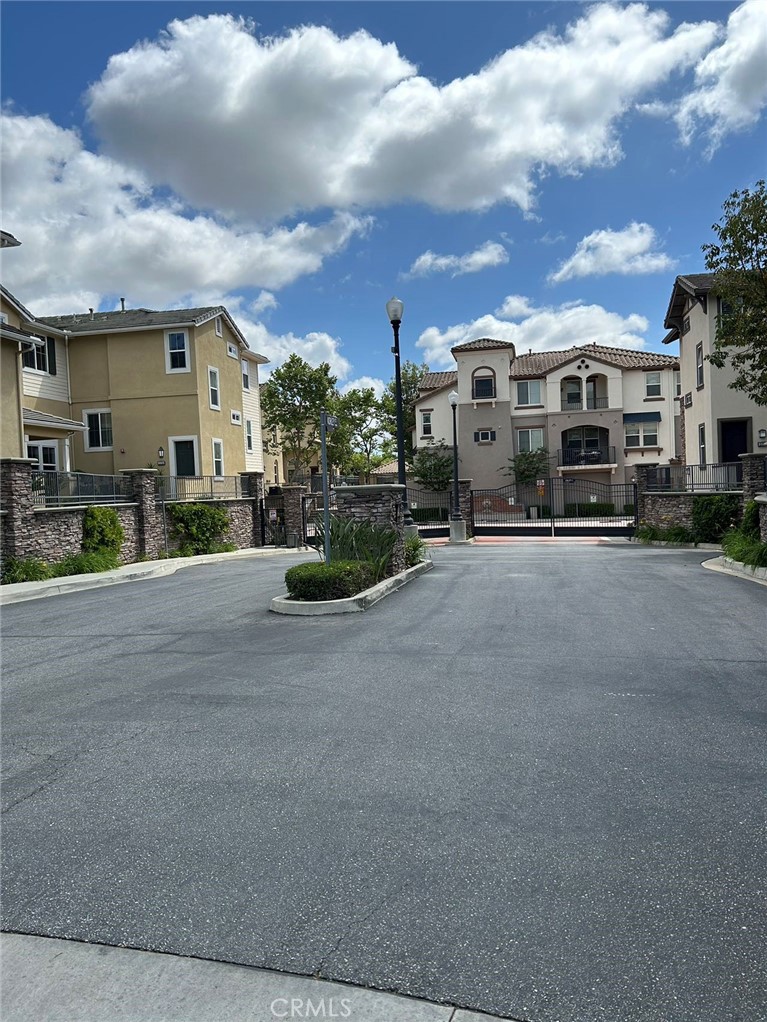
[[472, 367, 496, 400]]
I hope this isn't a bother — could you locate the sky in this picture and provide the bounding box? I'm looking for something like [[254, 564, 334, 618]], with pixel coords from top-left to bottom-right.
[[1, 1, 765, 395]]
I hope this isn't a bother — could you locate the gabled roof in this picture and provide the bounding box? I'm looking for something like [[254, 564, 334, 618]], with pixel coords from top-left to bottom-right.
[[0, 284, 66, 336], [1, 322, 45, 346], [420, 371, 458, 391], [663, 273, 715, 332], [451, 337, 516, 354]]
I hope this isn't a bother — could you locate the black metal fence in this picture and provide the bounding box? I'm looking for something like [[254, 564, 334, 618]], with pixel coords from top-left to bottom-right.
[[406, 488, 452, 532], [32, 471, 133, 507], [646, 462, 743, 492], [557, 446, 616, 467], [302, 491, 338, 546], [156, 475, 244, 501]]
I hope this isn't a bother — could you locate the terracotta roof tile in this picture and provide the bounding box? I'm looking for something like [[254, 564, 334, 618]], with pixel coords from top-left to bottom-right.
[[451, 337, 516, 353], [419, 371, 458, 390]]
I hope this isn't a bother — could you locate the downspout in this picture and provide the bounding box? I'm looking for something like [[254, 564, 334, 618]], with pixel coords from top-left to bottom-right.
[[64, 332, 74, 469], [16, 342, 25, 457]]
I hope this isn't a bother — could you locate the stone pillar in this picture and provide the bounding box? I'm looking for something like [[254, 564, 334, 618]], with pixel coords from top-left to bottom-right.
[[634, 465, 650, 526], [241, 472, 265, 547], [122, 469, 162, 560], [0, 458, 36, 560], [458, 479, 473, 538], [281, 484, 307, 546], [755, 494, 767, 542], [739, 453, 766, 502], [333, 484, 405, 575]]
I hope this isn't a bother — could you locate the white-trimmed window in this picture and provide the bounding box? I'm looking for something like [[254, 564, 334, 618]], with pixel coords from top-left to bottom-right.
[[696, 343, 704, 388], [215, 316, 223, 337], [227, 342, 238, 359], [246, 420, 253, 452], [84, 409, 113, 451], [230, 410, 242, 425], [242, 359, 250, 390], [698, 424, 706, 466], [625, 423, 658, 448], [472, 368, 496, 400], [421, 411, 433, 436], [517, 380, 542, 405], [212, 438, 224, 477], [22, 336, 56, 375], [473, 429, 497, 443], [208, 366, 220, 409], [645, 372, 661, 397], [165, 330, 189, 373], [517, 427, 545, 453], [674, 370, 681, 397]]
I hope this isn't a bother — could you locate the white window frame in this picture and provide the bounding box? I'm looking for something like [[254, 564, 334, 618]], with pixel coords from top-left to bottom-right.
[[517, 380, 542, 405], [165, 330, 190, 374], [421, 411, 433, 436], [625, 423, 658, 448], [22, 337, 52, 374], [696, 343, 704, 388], [208, 366, 221, 410], [83, 408, 113, 451], [212, 438, 224, 478], [168, 435, 199, 477], [227, 342, 238, 359], [645, 372, 661, 398], [230, 410, 242, 425], [674, 370, 681, 397], [242, 359, 250, 390], [215, 316, 223, 338], [474, 429, 497, 443], [517, 427, 545, 453], [698, 424, 706, 466], [26, 440, 58, 471], [246, 419, 253, 452]]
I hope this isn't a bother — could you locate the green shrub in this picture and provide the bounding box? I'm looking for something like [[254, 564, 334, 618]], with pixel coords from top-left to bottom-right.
[[50, 550, 120, 577], [722, 531, 767, 568], [635, 525, 663, 543], [624, 503, 635, 516], [564, 502, 615, 517], [636, 524, 695, 544], [410, 506, 449, 523], [741, 500, 760, 540], [404, 532, 427, 567], [167, 503, 230, 555], [1, 557, 53, 584], [691, 494, 740, 543], [82, 506, 124, 554], [285, 560, 374, 601], [314, 515, 397, 582]]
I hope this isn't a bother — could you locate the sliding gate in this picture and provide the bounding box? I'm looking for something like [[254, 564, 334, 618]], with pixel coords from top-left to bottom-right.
[[471, 478, 638, 537]]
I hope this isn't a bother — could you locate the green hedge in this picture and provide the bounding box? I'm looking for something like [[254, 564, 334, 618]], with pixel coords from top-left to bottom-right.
[[1, 549, 120, 584], [82, 506, 124, 554], [722, 531, 767, 568], [410, 506, 449, 523], [285, 560, 375, 601], [167, 502, 230, 555], [691, 494, 740, 542]]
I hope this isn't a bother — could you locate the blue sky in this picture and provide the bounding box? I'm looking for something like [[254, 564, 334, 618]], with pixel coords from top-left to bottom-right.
[[2, 1, 765, 393]]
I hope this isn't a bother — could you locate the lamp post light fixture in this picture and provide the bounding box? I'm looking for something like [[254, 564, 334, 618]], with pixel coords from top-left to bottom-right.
[[385, 297, 415, 532], [447, 388, 466, 543]]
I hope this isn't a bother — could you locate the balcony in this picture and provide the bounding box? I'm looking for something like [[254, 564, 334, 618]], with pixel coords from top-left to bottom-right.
[[558, 446, 616, 468], [560, 396, 610, 411]]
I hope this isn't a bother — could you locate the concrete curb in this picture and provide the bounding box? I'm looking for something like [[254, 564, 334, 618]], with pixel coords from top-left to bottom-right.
[[270, 560, 434, 615], [0, 932, 502, 1022], [0, 547, 314, 605], [630, 539, 722, 551], [702, 555, 767, 586]]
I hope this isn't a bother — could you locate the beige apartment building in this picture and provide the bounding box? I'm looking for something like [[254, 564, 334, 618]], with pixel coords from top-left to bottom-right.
[[662, 273, 767, 463], [14, 302, 269, 479], [414, 339, 681, 489]]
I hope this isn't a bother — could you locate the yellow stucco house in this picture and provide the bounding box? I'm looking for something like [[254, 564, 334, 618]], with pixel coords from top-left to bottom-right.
[[0, 288, 269, 480]]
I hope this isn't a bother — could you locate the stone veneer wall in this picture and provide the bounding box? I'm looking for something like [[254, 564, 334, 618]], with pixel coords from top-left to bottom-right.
[[458, 479, 473, 537], [756, 495, 767, 542], [333, 484, 406, 575]]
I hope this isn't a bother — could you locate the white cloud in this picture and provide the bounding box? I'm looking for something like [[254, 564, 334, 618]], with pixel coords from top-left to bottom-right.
[[84, 8, 718, 219], [404, 241, 508, 278], [250, 290, 278, 315], [341, 376, 386, 399], [548, 222, 674, 283], [495, 295, 536, 320], [417, 296, 648, 368], [0, 113, 372, 314], [676, 0, 767, 150]]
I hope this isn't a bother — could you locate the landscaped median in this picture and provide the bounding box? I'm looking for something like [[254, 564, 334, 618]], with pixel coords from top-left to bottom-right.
[[270, 558, 433, 615]]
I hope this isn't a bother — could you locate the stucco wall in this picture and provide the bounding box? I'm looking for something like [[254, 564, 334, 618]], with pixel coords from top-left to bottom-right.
[[1, 342, 23, 458]]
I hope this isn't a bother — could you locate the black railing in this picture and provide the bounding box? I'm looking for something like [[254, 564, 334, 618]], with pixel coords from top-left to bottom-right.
[[557, 446, 616, 467], [560, 397, 610, 411], [646, 462, 743, 492], [406, 487, 452, 527], [156, 475, 244, 500], [32, 471, 133, 507]]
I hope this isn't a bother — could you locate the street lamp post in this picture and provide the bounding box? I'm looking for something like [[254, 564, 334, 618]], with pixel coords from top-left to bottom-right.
[[385, 297, 415, 531], [447, 388, 466, 543]]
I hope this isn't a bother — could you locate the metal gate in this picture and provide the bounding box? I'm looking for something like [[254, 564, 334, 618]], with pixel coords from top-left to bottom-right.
[[260, 492, 286, 545], [471, 478, 638, 536]]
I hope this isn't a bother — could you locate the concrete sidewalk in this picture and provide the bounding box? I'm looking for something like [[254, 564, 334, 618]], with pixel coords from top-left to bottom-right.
[[0, 547, 314, 605], [0, 933, 501, 1022]]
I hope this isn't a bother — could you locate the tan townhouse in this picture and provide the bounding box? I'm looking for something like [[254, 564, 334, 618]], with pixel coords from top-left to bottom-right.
[[414, 339, 681, 489], [662, 273, 767, 464]]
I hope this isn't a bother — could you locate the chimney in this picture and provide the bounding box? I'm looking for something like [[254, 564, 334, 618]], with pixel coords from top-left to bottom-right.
[[89, 308, 94, 320], [120, 298, 126, 313]]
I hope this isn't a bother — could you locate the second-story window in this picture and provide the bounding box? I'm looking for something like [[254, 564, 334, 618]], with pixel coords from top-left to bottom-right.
[[472, 368, 496, 400], [246, 420, 253, 452], [421, 411, 433, 437], [22, 337, 57, 375], [166, 330, 189, 373], [698, 424, 706, 466], [242, 359, 250, 390], [517, 380, 541, 405], [645, 372, 661, 397], [215, 316, 223, 337], [208, 366, 220, 409], [696, 343, 704, 388], [674, 370, 681, 397]]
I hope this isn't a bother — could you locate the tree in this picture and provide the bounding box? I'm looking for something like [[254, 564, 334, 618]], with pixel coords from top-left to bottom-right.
[[260, 354, 339, 479], [412, 441, 454, 491], [702, 180, 767, 406], [380, 361, 430, 466], [504, 448, 552, 484], [334, 388, 393, 481]]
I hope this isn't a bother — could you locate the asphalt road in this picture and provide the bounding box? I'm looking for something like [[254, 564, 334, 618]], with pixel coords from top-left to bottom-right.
[[2, 542, 766, 1022]]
